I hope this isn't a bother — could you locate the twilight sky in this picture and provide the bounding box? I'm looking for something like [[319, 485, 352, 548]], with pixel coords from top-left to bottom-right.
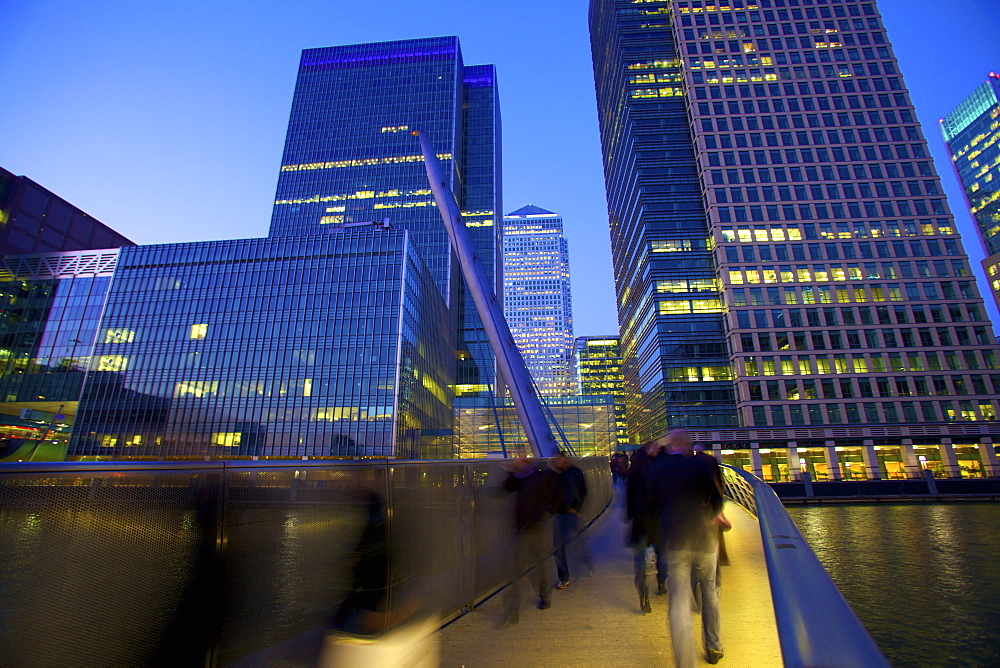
[[1, 0, 998, 336]]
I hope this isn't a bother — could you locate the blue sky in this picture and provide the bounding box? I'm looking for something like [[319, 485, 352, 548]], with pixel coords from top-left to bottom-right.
[[1, 0, 998, 335]]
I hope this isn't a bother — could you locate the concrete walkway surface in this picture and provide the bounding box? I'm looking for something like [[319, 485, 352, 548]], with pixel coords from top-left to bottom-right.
[[438, 485, 783, 667]]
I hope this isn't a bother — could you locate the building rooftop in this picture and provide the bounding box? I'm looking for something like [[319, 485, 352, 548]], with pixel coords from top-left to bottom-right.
[[505, 204, 557, 217]]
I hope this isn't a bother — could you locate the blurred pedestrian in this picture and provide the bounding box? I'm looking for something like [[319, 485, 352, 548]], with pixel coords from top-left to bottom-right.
[[626, 437, 668, 614], [499, 456, 560, 627], [650, 430, 726, 666], [693, 443, 730, 572], [615, 452, 630, 482], [551, 451, 592, 589]]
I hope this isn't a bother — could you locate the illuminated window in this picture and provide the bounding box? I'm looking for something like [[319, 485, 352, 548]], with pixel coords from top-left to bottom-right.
[[660, 301, 693, 315], [104, 328, 135, 344], [96, 355, 128, 372], [190, 324, 209, 340], [174, 381, 219, 398], [651, 239, 705, 252], [211, 432, 242, 447], [691, 299, 724, 313]]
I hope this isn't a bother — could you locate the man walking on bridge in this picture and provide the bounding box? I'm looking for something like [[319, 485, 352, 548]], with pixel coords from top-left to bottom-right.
[[499, 457, 560, 627], [626, 437, 668, 614], [650, 430, 725, 666], [552, 451, 591, 590]]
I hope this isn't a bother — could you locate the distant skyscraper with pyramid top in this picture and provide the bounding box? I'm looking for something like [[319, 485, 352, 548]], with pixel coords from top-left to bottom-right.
[[503, 205, 575, 396]]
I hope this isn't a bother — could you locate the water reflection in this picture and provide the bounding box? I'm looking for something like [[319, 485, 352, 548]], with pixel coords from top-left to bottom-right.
[[787, 503, 1000, 666]]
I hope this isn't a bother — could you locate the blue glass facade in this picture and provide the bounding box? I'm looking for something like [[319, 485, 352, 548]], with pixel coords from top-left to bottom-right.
[[942, 75, 1000, 312], [590, 0, 738, 440], [269, 38, 502, 397], [0, 251, 118, 457], [69, 229, 454, 458]]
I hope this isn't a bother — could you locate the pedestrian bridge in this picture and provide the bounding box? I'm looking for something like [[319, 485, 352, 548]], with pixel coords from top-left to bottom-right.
[[0, 458, 885, 666]]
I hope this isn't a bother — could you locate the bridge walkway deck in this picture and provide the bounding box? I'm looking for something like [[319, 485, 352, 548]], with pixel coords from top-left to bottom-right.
[[438, 484, 782, 667]]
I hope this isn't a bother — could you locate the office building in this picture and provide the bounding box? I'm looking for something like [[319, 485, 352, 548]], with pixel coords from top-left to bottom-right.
[[574, 336, 629, 448], [941, 74, 1000, 311], [67, 228, 454, 459], [270, 37, 502, 399], [1, 37, 505, 460], [503, 205, 575, 396], [0, 167, 134, 255], [589, 0, 1000, 480]]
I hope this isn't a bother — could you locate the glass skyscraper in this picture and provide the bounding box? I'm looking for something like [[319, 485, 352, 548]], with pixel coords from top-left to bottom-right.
[[69, 229, 454, 459], [590, 0, 1000, 480], [503, 205, 574, 396], [941, 74, 1000, 312], [270, 37, 502, 398]]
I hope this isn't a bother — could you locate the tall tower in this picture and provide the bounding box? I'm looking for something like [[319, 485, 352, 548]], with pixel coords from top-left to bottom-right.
[[270, 37, 502, 398], [941, 74, 1000, 312], [590, 0, 1000, 477], [503, 205, 575, 396]]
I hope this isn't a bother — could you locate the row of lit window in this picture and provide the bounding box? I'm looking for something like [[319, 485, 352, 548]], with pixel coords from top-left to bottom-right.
[[727, 267, 967, 289], [658, 299, 726, 315], [279, 153, 452, 172], [719, 221, 954, 243], [630, 87, 683, 99], [742, 350, 999, 376], [734, 282, 976, 308], [688, 54, 774, 69], [275, 187, 433, 206], [724, 248, 967, 276], [677, 5, 877, 25]]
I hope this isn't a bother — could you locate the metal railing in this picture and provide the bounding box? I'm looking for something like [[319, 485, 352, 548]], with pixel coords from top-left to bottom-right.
[[0, 457, 611, 666], [721, 465, 889, 668]]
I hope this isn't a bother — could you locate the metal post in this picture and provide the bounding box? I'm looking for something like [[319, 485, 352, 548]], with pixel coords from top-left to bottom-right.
[[413, 130, 559, 458]]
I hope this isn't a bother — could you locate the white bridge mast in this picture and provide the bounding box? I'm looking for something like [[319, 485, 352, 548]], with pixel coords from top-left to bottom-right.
[[414, 130, 559, 458]]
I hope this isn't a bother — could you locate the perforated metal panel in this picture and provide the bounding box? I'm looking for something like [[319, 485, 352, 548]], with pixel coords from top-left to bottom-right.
[[0, 458, 612, 665]]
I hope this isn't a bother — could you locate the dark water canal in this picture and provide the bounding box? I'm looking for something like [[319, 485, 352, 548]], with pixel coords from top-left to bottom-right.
[[787, 503, 1000, 667]]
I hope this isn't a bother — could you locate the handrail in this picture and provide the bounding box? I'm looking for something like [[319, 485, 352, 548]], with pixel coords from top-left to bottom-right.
[[721, 465, 889, 668]]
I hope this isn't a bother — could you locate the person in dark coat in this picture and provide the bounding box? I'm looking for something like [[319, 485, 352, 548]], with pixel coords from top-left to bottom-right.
[[693, 443, 730, 570], [499, 456, 560, 626], [551, 451, 592, 589], [625, 437, 668, 614], [650, 430, 725, 667]]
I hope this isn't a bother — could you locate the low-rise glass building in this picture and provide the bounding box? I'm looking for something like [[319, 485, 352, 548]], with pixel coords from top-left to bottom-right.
[[454, 394, 617, 458], [52, 228, 455, 459]]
